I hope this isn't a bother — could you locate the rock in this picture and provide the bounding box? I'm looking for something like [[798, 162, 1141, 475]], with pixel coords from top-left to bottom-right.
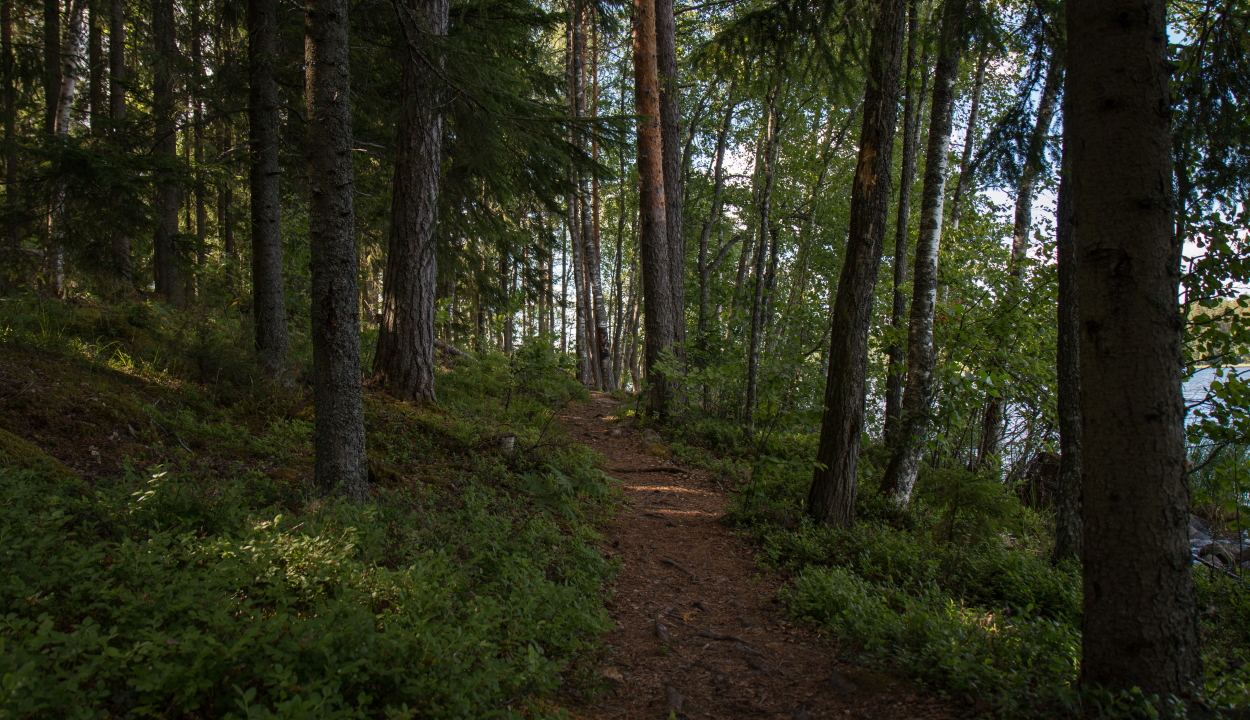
[[828, 670, 859, 694], [1017, 451, 1060, 509], [1199, 542, 1237, 567], [641, 428, 662, 442], [609, 427, 625, 437], [642, 440, 672, 460], [1189, 515, 1211, 536]]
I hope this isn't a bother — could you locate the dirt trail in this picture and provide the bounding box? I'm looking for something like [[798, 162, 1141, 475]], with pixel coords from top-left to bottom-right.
[[562, 394, 961, 720]]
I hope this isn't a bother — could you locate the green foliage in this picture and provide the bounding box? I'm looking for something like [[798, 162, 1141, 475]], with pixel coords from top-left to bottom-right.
[[915, 466, 1025, 546], [0, 298, 616, 719], [0, 464, 612, 719]]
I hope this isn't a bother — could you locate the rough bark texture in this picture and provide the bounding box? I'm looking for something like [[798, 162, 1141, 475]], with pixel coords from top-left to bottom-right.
[[634, 0, 673, 417], [745, 85, 779, 432], [248, 0, 290, 377], [883, 0, 921, 449], [372, 0, 448, 404], [152, 0, 185, 307], [1068, 0, 1201, 694], [655, 0, 683, 359], [1053, 132, 1081, 562], [878, 0, 963, 505], [807, 0, 906, 526], [306, 0, 368, 501]]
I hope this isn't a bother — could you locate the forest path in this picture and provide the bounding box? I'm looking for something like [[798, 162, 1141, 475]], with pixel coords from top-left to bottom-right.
[[561, 394, 960, 720]]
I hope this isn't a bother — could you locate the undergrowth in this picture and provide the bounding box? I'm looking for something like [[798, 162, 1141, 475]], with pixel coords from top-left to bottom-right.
[[0, 294, 615, 719], [665, 411, 1250, 718]]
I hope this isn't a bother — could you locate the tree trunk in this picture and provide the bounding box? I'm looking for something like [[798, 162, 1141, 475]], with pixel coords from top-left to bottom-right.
[[949, 45, 988, 227], [88, 0, 103, 134], [1069, 0, 1201, 694], [1053, 120, 1081, 562], [883, 0, 922, 449], [877, 0, 963, 505], [745, 82, 780, 432], [805, 0, 905, 522], [2, 0, 15, 269], [152, 0, 185, 306], [108, 0, 128, 286], [975, 51, 1063, 470], [372, 0, 448, 404], [306, 0, 367, 501], [219, 125, 235, 256], [697, 100, 734, 360], [634, 0, 673, 417], [44, 0, 60, 136], [655, 0, 683, 362], [248, 0, 290, 375], [190, 11, 206, 275], [47, 0, 86, 296], [807, 0, 907, 526], [108, 0, 122, 119]]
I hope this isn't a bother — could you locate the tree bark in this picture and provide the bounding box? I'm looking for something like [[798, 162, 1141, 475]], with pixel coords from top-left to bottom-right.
[[655, 0, 683, 361], [949, 45, 988, 227], [807, 0, 907, 525], [1053, 119, 1081, 562], [108, 0, 128, 286], [2, 0, 15, 268], [372, 0, 448, 404], [745, 82, 779, 432], [878, 0, 964, 504], [697, 100, 734, 359], [152, 0, 185, 306], [88, 0, 103, 134], [306, 0, 367, 501], [44, 0, 60, 136], [1069, 0, 1201, 694], [248, 0, 290, 376], [634, 0, 673, 417], [883, 0, 922, 449]]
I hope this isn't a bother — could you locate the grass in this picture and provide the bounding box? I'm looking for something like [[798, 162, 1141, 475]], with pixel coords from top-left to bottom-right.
[[0, 294, 617, 719]]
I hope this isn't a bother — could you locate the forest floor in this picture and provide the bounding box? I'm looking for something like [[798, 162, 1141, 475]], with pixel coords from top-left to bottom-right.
[[561, 393, 964, 720]]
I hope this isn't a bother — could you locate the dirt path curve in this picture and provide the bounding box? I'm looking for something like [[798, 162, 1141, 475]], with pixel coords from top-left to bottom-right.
[[562, 394, 961, 720]]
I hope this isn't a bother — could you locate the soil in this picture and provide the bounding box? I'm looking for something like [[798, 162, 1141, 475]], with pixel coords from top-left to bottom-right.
[[561, 393, 963, 720]]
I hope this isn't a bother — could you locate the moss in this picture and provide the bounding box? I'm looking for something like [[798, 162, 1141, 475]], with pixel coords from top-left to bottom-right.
[[0, 427, 80, 483]]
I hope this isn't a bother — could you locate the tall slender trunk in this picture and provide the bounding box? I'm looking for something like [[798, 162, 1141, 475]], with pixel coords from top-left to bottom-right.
[[1069, 0, 1201, 694], [108, 0, 122, 119], [306, 0, 367, 500], [745, 81, 780, 432], [583, 16, 613, 390], [877, 0, 965, 504], [45, 0, 86, 296], [949, 45, 988, 227], [107, 0, 128, 286], [634, 0, 672, 416], [697, 100, 734, 359], [152, 0, 185, 306], [1053, 114, 1081, 562], [44, 0, 60, 136], [219, 124, 235, 255], [806, 0, 907, 526], [190, 11, 206, 274], [372, 0, 448, 403], [569, 195, 591, 383], [883, 0, 922, 448], [88, 0, 103, 134], [655, 0, 683, 362], [249, 0, 290, 375], [975, 51, 1064, 469], [2, 0, 15, 268]]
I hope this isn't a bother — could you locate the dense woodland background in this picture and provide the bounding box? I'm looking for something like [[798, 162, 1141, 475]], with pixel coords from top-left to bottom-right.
[[1, 0, 1250, 713]]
